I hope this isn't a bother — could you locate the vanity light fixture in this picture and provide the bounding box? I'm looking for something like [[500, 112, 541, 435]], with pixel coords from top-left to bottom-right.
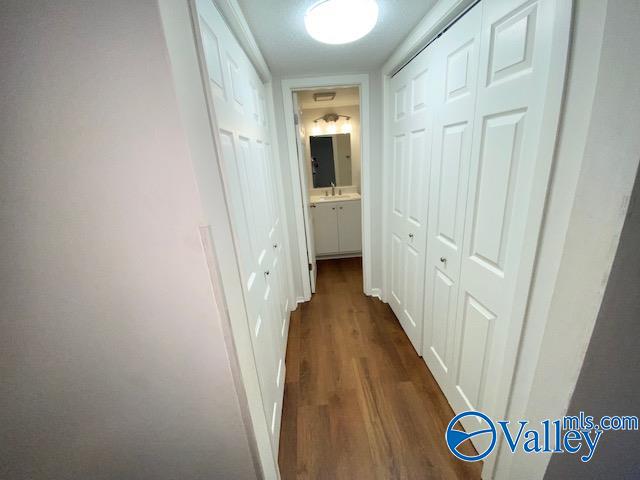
[[313, 113, 350, 124], [312, 113, 351, 136], [304, 0, 379, 45]]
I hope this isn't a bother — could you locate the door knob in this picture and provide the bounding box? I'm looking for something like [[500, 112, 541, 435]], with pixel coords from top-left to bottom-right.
[[440, 257, 447, 263], [273, 243, 278, 249], [264, 270, 270, 276], [408, 233, 414, 239]]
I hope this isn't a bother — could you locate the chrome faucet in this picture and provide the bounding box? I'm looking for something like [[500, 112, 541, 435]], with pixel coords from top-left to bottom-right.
[[331, 182, 335, 196]]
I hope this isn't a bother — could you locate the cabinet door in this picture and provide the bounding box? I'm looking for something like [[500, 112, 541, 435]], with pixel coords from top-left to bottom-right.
[[337, 201, 362, 253], [312, 203, 339, 255]]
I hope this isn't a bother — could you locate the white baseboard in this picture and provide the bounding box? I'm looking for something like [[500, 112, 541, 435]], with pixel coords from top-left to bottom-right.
[[369, 288, 382, 300], [296, 296, 308, 305], [316, 252, 362, 260]]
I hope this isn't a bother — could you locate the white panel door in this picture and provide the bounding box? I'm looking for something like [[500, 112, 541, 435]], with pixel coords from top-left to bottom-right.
[[422, 4, 482, 392], [388, 45, 434, 353], [195, 0, 288, 449], [447, 0, 569, 451], [337, 200, 362, 253], [312, 202, 340, 255]]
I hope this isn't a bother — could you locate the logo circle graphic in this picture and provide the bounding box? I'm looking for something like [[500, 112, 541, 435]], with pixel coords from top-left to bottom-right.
[[445, 411, 497, 462]]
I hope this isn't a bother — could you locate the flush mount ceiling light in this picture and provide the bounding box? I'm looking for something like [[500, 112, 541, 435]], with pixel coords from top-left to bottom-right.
[[304, 0, 379, 45]]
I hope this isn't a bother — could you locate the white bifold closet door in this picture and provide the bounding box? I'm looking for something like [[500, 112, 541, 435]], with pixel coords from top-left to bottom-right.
[[195, 0, 290, 450], [387, 0, 569, 452], [388, 43, 434, 353], [422, 4, 482, 392]]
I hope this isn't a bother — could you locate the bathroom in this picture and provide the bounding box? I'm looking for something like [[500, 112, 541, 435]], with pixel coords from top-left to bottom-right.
[[299, 87, 362, 263]]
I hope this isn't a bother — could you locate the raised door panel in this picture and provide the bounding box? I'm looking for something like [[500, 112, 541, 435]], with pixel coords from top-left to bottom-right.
[[388, 127, 407, 316], [402, 125, 431, 352], [199, 19, 225, 100], [390, 233, 404, 308], [337, 201, 362, 253], [313, 203, 339, 255], [402, 243, 421, 345], [391, 134, 407, 229], [261, 145, 289, 351]]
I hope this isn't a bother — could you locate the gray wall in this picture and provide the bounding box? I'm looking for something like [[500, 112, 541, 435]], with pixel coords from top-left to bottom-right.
[[0, 1, 257, 478], [545, 170, 640, 478]]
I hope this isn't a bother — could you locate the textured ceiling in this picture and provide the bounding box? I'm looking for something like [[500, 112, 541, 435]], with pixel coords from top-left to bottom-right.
[[236, 0, 437, 76], [298, 87, 360, 109]]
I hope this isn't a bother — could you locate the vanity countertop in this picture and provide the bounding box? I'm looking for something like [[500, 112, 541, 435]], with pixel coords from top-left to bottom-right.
[[310, 192, 361, 204]]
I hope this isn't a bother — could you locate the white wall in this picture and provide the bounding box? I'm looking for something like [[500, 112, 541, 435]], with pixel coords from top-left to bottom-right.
[[493, 0, 640, 477], [0, 1, 259, 478], [301, 105, 361, 191]]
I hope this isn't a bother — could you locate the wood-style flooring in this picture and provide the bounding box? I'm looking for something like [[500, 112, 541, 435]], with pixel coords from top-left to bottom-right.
[[278, 258, 482, 479]]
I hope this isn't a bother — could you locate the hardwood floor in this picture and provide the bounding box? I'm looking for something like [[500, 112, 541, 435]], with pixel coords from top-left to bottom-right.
[[278, 258, 482, 479]]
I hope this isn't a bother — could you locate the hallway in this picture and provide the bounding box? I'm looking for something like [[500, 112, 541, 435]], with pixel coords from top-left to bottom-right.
[[278, 258, 481, 479]]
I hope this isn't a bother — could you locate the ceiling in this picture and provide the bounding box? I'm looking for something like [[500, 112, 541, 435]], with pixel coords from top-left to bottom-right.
[[236, 0, 437, 76], [298, 87, 360, 109]]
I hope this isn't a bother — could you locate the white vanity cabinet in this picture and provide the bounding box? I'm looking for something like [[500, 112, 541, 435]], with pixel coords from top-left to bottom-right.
[[311, 202, 340, 255], [311, 199, 361, 256]]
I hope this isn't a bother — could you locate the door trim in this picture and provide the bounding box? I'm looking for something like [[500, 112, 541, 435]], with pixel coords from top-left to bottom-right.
[[281, 74, 372, 300]]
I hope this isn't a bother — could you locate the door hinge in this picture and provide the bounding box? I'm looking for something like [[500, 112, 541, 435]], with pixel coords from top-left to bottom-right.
[[308, 263, 313, 271], [294, 113, 299, 126]]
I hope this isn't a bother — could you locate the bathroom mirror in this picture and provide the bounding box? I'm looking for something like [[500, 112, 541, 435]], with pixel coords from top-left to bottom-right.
[[310, 133, 352, 188]]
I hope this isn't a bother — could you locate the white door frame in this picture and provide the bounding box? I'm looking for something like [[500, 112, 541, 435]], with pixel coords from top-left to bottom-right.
[[281, 74, 372, 301]]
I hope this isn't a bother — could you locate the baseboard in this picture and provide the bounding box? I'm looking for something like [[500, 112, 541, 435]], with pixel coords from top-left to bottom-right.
[[369, 288, 382, 300], [296, 296, 309, 305], [316, 252, 362, 260]]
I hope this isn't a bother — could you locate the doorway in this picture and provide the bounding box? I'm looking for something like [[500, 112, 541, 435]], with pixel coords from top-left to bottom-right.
[[297, 86, 362, 295], [281, 75, 373, 301]]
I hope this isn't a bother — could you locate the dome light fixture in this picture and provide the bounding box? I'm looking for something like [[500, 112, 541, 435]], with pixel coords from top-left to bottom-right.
[[304, 0, 379, 45]]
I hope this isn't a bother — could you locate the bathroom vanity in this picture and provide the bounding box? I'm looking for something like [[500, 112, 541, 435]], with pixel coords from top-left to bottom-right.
[[310, 193, 361, 257]]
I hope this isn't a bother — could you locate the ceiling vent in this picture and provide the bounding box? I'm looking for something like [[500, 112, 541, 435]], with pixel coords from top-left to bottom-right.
[[313, 91, 336, 102]]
